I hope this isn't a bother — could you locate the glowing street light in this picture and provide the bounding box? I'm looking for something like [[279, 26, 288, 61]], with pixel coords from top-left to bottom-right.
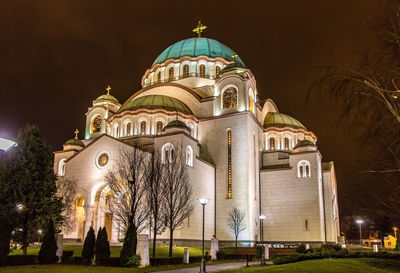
[[199, 198, 209, 273], [259, 215, 266, 265], [16, 203, 24, 212], [394, 227, 398, 239], [0, 137, 17, 152], [356, 219, 364, 245]]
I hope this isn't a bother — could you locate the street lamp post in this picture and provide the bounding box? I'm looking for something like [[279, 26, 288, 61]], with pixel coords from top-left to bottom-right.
[[199, 198, 209, 273], [394, 227, 398, 239], [259, 215, 266, 266], [355, 219, 364, 245]]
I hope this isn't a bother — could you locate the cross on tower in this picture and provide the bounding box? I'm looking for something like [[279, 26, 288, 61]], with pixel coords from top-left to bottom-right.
[[106, 85, 111, 95], [232, 53, 238, 63], [74, 129, 79, 139], [192, 21, 207, 38]]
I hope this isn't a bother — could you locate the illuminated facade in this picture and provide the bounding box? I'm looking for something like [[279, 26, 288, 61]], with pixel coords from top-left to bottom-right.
[[54, 33, 340, 245]]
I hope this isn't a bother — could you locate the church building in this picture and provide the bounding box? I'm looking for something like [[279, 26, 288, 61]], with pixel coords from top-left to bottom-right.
[[54, 24, 340, 245]]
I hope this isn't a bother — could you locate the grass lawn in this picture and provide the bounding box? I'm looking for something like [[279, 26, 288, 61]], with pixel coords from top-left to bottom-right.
[[9, 245, 208, 258], [221, 258, 400, 273]]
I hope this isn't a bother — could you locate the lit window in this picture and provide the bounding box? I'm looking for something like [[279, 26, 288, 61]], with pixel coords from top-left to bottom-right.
[[269, 137, 275, 150], [227, 129, 232, 199], [183, 65, 189, 78], [284, 137, 290, 150], [92, 115, 102, 133], [161, 143, 174, 164], [140, 121, 146, 135], [297, 160, 311, 178], [200, 64, 206, 78], [58, 158, 66, 176], [216, 66, 221, 77], [222, 87, 238, 109], [186, 145, 193, 167], [169, 67, 174, 81], [249, 94, 255, 113], [156, 121, 163, 135]]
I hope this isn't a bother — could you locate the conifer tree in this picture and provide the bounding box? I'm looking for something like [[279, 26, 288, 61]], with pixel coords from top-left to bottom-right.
[[38, 219, 58, 264], [9, 125, 63, 255], [82, 226, 95, 260], [120, 223, 137, 265], [95, 227, 110, 258]]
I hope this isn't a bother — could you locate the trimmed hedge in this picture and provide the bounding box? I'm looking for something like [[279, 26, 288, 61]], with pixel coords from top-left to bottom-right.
[[95, 257, 120, 267], [273, 249, 400, 265], [150, 256, 210, 266], [6, 255, 39, 266]]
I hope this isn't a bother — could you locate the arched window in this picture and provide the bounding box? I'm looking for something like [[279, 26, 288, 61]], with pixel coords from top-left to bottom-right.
[[297, 160, 311, 178], [91, 115, 102, 133], [284, 137, 290, 150], [222, 87, 238, 109], [156, 121, 163, 135], [249, 93, 255, 113], [186, 145, 193, 167], [168, 67, 174, 81], [183, 65, 189, 78], [216, 66, 221, 77], [269, 137, 276, 150], [140, 121, 146, 135], [227, 129, 232, 199], [200, 64, 206, 77], [113, 124, 119, 137], [161, 143, 175, 164], [157, 71, 161, 83], [58, 158, 66, 176], [187, 123, 195, 138], [125, 122, 131, 136]]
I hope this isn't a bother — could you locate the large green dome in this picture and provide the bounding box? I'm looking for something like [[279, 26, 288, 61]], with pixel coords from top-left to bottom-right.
[[152, 38, 245, 67], [118, 95, 192, 114], [264, 112, 306, 130]]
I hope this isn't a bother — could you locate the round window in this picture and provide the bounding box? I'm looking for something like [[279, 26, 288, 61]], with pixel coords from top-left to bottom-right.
[[98, 153, 109, 167]]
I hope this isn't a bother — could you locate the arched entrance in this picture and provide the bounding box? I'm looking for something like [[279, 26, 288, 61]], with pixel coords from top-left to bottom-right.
[[75, 195, 86, 241], [93, 185, 114, 241]]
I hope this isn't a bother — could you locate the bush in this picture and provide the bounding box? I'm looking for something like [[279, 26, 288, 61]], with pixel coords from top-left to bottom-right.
[[95, 257, 120, 267], [6, 255, 39, 266], [38, 219, 58, 264], [82, 226, 95, 261], [126, 255, 141, 267], [62, 250, 73, 263], [119, 224, 137, 266], [295, 244, 307, 254], [150, 256, 210, 266], [216, 250, 227, 260], [95, 227, 110, 259]]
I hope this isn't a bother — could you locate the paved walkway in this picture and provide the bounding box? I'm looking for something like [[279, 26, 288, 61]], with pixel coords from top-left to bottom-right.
[[153, 261, 269, 273]]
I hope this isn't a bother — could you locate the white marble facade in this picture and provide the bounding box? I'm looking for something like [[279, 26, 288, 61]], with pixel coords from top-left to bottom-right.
[[54, 36, 340, 245]]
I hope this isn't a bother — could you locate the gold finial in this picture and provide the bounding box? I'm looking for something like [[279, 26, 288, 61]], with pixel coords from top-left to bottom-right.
[[232, 53, 238, 62], [74, 129, 79, 139], [192, 21, 207, 38], [106, 85, 111, 95]]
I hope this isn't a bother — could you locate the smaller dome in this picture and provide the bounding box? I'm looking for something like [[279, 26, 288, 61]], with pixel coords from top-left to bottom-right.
[[64, 138, 84, 147], [295, 139, 315, 148], [95, 94, 119, 104], [221, 61, 247, 72], [264, 112, 306, 130], [165, 120, 188, 129], [119, 95, 192, 114]]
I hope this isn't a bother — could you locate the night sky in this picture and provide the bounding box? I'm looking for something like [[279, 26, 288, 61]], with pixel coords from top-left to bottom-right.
[[0, 0, 389, 215]]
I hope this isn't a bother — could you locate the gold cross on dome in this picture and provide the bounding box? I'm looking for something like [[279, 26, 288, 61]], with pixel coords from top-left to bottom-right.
[[193, 21, 207, 38], [74, 129, 79, 139], [232, 53, 238, 62], [106, 85, 111, 95]]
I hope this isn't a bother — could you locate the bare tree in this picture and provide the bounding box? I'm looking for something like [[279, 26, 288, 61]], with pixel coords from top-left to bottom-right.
[[56, 177, 77, 233], [145, 153, 166, 258], [104, 146, 150, 254], [162, 148, 194, 257], [227, 207, 246, 255]]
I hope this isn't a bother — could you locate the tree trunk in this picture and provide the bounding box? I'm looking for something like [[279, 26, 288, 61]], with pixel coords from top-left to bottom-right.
[[235, 236, 238, 258], [168, 228, 174, 257], [152, 219, 157, 258], [22, 218, 28, 255]]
